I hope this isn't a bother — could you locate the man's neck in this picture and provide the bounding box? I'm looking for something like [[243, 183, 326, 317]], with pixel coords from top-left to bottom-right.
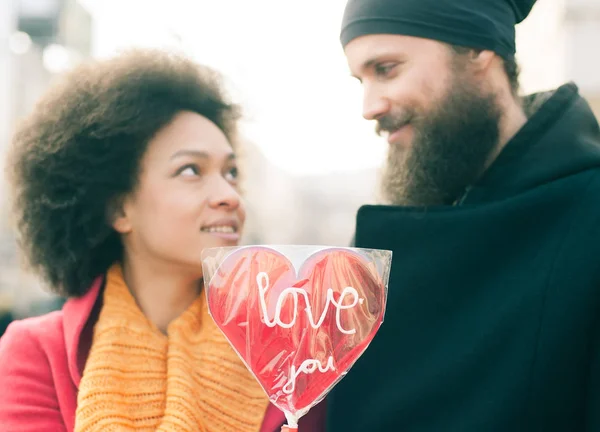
[[485, 94, 527, 171]]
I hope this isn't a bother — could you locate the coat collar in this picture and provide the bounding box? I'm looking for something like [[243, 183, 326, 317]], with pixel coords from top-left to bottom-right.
[[62, 276, 104, 388]]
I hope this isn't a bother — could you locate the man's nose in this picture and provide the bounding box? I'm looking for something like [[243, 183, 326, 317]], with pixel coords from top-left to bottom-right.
[[362, 85, 391, 121]]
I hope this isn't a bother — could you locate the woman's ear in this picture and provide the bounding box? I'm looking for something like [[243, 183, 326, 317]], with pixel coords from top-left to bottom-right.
[[108, 196, 132, 234]]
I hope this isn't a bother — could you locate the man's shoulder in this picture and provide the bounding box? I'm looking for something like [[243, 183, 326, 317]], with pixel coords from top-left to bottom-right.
[[573, 168, 600, 212], [585, 168, 600, 190]]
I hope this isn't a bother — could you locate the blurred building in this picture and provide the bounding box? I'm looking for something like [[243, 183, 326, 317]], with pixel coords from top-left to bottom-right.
[[241, 139, 377, 247], [517, 0, 600, 117], [0, 0, 92, 318], [565, 0, 600, 116]]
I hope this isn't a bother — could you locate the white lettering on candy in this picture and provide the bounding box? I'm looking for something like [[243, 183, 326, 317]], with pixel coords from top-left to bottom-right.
[[257, 271, 364, 334], [282, 356, 336, 394], [256, 271, 365, 395]]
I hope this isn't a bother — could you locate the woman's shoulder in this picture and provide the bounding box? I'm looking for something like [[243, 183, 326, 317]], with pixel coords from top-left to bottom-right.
[[1, 276, 103, 371], [0, 311, 68, 405], [0, 310, 76, 431], [0, 310, 66, 359]]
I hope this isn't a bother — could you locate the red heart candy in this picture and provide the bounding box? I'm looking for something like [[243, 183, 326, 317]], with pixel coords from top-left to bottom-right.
[[207, 247, 386, 416]]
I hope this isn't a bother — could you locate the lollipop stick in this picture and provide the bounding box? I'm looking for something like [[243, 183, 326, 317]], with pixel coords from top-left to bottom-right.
[[283, 411, 299, 432]]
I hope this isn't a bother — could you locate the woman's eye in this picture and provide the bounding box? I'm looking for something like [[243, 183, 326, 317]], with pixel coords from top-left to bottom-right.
[[178, 165, 200, 177], [225, 166, 239, 181]]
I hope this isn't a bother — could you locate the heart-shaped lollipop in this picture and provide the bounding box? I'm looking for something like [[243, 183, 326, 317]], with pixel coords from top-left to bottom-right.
[[206, 246, 387, 421]]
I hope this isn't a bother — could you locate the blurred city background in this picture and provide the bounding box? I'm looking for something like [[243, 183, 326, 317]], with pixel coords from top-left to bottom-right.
[[0, 0, 599, 329]]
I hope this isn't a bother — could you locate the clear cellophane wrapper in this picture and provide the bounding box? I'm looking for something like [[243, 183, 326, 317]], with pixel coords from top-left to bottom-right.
[[202, 245, 392, 429]]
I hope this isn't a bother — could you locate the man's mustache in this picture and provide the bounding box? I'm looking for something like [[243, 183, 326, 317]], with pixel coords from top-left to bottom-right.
[[375, 111, 414, 136]]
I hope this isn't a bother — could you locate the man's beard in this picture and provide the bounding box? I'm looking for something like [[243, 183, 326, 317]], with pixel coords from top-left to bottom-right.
[[379, 68, 502, 207]]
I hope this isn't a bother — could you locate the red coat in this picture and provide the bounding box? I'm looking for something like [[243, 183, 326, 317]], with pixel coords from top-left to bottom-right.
[[0, 277, 327, 431]]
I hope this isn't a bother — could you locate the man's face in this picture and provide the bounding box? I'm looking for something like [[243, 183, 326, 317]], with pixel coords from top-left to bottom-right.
[[345, 34, 502, 206]]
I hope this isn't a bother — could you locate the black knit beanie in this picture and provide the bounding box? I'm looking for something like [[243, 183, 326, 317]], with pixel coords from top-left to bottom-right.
[[340, 0, 537, 58]]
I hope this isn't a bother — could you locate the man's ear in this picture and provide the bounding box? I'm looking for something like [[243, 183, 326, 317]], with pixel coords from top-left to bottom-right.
[[469, 49, 496, 72], [108, 196, 132, 234]]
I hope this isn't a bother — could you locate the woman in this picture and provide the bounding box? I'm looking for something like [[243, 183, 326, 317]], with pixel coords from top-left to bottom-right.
[[0, 49, 326, 432]]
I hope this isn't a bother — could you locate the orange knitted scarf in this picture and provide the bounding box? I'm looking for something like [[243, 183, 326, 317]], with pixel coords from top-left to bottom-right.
[[74, 263, 269, 431]]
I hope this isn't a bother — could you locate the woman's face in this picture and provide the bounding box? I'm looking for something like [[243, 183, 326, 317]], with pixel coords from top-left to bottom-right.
[[113, 110, 244, 276]]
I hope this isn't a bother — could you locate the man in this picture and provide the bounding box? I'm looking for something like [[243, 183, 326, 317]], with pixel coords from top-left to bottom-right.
[[326, 0, 600, 431]]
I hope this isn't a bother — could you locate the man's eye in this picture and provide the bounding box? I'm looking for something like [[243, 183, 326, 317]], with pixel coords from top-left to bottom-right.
[[374, 63, 397, 77]]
